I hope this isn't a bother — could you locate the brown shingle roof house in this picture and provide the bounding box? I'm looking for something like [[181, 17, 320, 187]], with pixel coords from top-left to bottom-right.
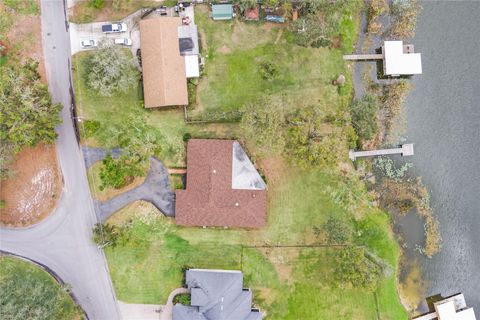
[[175, 139, 267, 228], [140, 17, 188, 108]]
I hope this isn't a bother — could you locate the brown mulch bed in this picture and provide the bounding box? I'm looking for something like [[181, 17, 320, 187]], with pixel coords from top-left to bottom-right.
[[0, 144, 62, 227]]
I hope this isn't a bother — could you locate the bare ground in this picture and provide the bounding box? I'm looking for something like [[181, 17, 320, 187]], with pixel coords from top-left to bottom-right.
[[0, 144, 62, 227], [7, 11, 46, 82]]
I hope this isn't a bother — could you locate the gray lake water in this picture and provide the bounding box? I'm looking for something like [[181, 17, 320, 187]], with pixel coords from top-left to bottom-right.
[[405, 1, 480, 310]]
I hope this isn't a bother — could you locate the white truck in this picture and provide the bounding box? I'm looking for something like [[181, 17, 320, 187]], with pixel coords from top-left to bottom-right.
[[101, 23, 127, 33], [114, 38, 132, 46]]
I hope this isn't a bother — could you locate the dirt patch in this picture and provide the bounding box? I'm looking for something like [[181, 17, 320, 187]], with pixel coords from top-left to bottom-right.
[[257, 156, 285, 186], [87, 161, 146, 202], [218, 44, 231, 54], [6, 11, 46, 82], [258, 247, 299, 284], [0, 144, 62, 227]]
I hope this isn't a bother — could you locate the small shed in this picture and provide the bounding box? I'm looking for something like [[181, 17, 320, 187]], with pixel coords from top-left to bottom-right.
[[212, 4, 234, 20], [245, 6, 259, 21]]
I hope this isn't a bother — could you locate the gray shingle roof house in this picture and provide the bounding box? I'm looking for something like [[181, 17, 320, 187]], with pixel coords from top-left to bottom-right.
[[173, 269, 263, 320]]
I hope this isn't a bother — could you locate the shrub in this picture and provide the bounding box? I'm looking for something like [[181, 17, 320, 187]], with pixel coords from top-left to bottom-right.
[[173, 293, 191, 306], [323, 217, 352, 244], [92, 223, 127, 248], [240, 95, 286, 154], [0, 200, 5, 209], [89, 0, 105, 9], [350, 94, 379, 142], [182, 132, 192, 142], [82, 120, 101, 138], [99, 154, 144, 190], [334, 246, 381, 292]]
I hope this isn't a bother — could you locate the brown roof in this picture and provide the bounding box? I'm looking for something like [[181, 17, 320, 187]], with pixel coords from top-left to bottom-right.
[[244, 6, 259, 21], [140, 17, 188, 108], [175, 139, 266, 228]]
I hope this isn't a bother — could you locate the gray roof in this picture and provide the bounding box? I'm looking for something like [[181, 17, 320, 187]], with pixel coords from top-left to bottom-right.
[[178, 24, 199, 56], [232, 141, 266, 190], [173, 269, 263, 320]]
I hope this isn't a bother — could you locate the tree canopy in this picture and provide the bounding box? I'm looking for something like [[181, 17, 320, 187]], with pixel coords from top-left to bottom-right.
[[87, 42, 138, 96], [0, 59, 62, 178], [240, 95, 286, 154], [350, 94, 379, 142]]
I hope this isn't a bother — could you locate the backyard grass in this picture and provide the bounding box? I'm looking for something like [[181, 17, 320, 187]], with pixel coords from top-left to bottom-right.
[[0, 256, 81, 319], [69, 0, 160, 23], [193, 5, 352, 116], [105, 167, 407, 319]]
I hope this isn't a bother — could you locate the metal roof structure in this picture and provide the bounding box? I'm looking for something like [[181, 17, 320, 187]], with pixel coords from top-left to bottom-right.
[[173, 269, 263, 320], [383, 40, 422, 76]]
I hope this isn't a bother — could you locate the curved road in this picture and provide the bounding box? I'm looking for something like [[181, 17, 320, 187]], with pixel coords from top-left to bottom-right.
[[0, 1, 120, 319]]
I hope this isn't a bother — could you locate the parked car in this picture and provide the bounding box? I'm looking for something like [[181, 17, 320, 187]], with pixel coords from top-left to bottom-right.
[[81, 39, 97, 48], [114, 38, 133, 46], [101, 23, 127, 33]]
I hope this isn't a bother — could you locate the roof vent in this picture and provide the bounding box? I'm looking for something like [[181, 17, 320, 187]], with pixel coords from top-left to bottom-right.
[[213, 169, 217, 174], [235, 202, 239, 207]]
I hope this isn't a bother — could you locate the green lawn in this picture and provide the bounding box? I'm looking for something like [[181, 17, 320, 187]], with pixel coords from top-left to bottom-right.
[[0, 256, 81, 319], [105, 169, 407, 319], [193, 5, 352, 116]]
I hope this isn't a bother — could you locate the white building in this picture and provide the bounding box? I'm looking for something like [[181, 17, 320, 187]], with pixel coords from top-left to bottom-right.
[[414, 293, 476, 320], [382, 40, 422, 76]]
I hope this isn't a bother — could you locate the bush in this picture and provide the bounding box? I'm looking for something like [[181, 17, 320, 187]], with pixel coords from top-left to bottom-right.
[[0, 200, 5, 209], [92, 223, 127, 248], [350, 94, 379, 142], [89, 0, 105, 9], [389, 0, 420, 38], [99, 154, 144, 190], [334, 246, 381, 292], [173, 293, 191, 306], [323, 217, 352, 244], [82, 119, 101, 138], [182, 132, 192, 142]]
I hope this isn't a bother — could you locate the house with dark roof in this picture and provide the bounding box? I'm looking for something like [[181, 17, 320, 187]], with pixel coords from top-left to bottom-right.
[[175, 139, 267, 228], [173, 269, 263, 320]]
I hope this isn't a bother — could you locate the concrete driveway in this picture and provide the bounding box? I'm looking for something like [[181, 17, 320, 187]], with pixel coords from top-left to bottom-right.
[[70, 9, 143, 56]]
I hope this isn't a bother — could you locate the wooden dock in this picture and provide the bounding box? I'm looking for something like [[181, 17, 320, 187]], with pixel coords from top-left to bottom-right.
[[343, 53, 383, 61], [349, 144, 414, 161]]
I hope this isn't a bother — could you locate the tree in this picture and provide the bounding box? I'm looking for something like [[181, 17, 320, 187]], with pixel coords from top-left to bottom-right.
[[0, 59, 62, 179], [284, 105, 342, 167], [99, 154, 144, 190], [323, 217, 352, 244], [350, 94, 379, 142], [235, 0, 257, 12], [292, 14, 331, 48], [87, 41, 138, 96], [240, 95, 286, 154], [92, 223, 125, 248], [334, 246, 381, 292]]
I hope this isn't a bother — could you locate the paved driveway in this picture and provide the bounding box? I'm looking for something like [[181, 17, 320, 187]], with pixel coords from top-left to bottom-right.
[[97, 157, 176, 221], [70, 9, 143, 56]]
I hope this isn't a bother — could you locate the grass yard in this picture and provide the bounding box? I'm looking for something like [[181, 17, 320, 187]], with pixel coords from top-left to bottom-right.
[[192, 5, 352, 116], [0, 256, 81, 319], [69, 0, 161, 23], [105, 167, 407, 319]]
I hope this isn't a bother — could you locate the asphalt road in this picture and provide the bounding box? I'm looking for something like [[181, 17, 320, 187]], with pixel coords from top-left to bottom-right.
[[0, 1, 120, 318]]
